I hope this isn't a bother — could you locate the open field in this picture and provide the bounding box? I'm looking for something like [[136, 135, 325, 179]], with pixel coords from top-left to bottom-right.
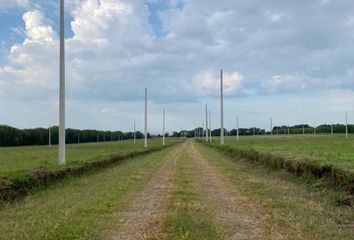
[[0, 138, 178, 178], [209, 135, 354, 170], [1, 140, 353, 239]]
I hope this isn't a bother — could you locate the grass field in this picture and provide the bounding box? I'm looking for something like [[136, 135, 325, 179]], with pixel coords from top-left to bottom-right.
[[0, 138, 178, 178], [209, 135, 354, 170]]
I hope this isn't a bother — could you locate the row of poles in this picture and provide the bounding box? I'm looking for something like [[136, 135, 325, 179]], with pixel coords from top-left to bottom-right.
[[58, 1, 166, 165]]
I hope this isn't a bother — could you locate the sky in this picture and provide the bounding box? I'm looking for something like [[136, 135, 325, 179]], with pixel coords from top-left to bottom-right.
[[0, 0, 354, 133]]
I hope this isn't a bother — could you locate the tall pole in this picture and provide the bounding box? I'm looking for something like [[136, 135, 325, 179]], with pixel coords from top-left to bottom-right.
[[270, 117, 273, 135], [346, 112, 348, 139], [202, 122, 204, 139], [220, 69, 224, 145], [134, 120, 136, 144], [163, 108, 165, 146], [49, 126, 51, 146], [144, 88, 148, 148], [331, 123, 333, 135], [303, 124, 305, 135], [236, 115, 239, 141], [205, 104, 209, 142], [58, 0, 65, 165], [209, 111, 212, 142]]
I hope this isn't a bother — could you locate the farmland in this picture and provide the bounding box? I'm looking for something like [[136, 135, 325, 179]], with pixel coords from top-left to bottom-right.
[[0, 138, 177, 178], [0, 140, 353, 239], [210, 135, 354, 170]]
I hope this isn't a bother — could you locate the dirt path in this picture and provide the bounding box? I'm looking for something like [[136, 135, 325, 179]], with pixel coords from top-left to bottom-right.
[[108, 143, 185, 240], [188, 142, 273, 240]]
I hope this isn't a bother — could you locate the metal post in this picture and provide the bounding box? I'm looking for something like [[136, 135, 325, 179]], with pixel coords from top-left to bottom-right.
[[220, 69, 224, 144], [144, 88, 148, 148], [205, 104, 209, 142], [58, 0, 66, 165], [163, 108, 165, 146]]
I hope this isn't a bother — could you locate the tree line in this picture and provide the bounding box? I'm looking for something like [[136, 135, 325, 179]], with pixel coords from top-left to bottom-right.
[[0, 125, 146, 147]]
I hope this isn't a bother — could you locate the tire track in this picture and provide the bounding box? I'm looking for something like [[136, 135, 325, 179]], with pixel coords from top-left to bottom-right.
[[108, 143, 186, 240], [188, 142, 274, 240]]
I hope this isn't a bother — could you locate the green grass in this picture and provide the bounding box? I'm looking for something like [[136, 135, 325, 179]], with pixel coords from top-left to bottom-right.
[[210, 135, 354, 170], [196, 142, 354, 239], [164, 151, 222, 240], [0, 145, 178, 240], [0, 138, 179, 178]]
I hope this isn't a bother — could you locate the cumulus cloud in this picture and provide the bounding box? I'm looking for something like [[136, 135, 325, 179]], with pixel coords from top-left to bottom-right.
[[1, 0, 354, 130], [190, 70, 243, 96]]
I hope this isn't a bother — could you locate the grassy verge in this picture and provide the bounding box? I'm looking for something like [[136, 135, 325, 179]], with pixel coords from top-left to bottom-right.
[[205, 142, 354, 195], [0, 141, 178, 201], [196, 143, 354, 239], [0, 138, 180, 178], [0, 145, 177, 240], [164, 151, 222, 240]]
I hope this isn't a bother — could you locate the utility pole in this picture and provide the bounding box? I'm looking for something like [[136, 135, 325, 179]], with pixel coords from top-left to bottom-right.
[[134, 120, 136, 144], [303, 124, 305, 135], [163, 108, 166, 146], [58, 0, 66, 165], [202, 122, 204, 139], [331, 123, 333, 135], [209, 111, 212, 142], [144, 88, 148, 148], [220, 69, 224, 145], [270, 117, 273, 135], [205, 104, 209, 142], [236, 115, 239, 141], [346, 112, 349, 139], [49, 126, 51, 146]]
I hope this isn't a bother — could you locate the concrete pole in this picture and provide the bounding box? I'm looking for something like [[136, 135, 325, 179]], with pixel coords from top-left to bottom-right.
[[58, 0, 66, 165], [236, 115, 239, 141], [346, 112, 348, 139], [134, 120, 136, 144], [144, 88, 148, 148], [49, 126, 51, 146], [205, 104, 209, 142], [209, 111, 212, 142], [220, 69, 224, 145], [202, 122, 204, 139], [270, 117, 273, 135], [163, 108, 165, 146], [303, 124, 305, 135], [331, 123, 333, 135]]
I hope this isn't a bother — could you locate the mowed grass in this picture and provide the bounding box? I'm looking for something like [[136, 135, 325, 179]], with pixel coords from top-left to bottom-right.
[[164, 151, 222, 240], [0, 145, 177, 240], [196, 143, 354, 239], [0, 138, 178, 178], [211, 135, 354, 169]]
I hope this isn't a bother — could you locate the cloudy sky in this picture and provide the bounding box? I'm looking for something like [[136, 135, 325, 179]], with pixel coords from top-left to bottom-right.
[[0, 0, 353, 133]]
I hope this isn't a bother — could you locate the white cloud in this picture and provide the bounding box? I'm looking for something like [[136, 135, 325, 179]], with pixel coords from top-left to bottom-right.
[[190, 70, 243, 96]]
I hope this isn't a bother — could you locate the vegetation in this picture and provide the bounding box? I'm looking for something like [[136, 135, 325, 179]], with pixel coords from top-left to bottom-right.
[[0, 124, 152, 147], [0, 146, 176, 239], [219, 135, 354, 169], [196, 143, 354, 239], [165, 151, 222, 240]]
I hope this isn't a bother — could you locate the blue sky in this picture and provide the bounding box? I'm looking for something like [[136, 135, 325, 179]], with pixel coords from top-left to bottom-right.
[[0, 0, 354, 133]]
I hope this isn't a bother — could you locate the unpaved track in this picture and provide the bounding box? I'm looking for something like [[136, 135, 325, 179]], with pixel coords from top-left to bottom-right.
[[188, 142, 274, 240], [108, 143, 186, 240]]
